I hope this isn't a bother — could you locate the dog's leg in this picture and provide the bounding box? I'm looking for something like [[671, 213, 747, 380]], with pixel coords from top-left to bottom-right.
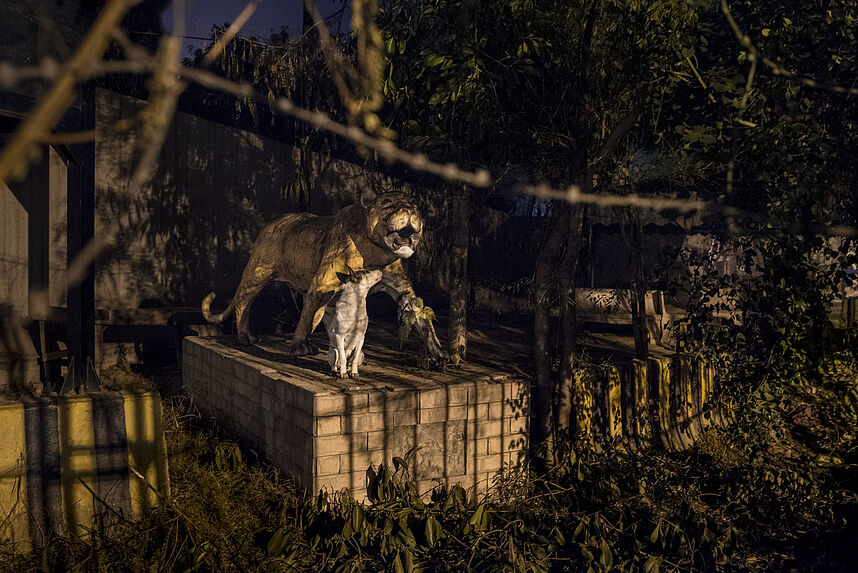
[[335, 334, 348, 378], [350, 329, 366, 378]]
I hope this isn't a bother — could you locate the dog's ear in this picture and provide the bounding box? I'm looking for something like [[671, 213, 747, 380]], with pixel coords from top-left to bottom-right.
[[360, 187, 378, 208]]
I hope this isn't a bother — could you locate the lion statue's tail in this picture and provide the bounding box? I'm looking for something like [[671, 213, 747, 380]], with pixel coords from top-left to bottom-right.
[[201, 292, 235, 324]]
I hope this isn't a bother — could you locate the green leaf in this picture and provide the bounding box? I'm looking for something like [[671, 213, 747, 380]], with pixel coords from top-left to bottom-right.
[[267, 528, 287, 556], [644, 555, 661, 573], [762, 28, 770, 37], [468, 504, 487, 532], [649, 522, 660, 544], [600, 540, 613, 569], [398, 516, 416, 546], [401, 548, 414, 573], [425, 515, 440, 547], [352, 505, 365, 532]]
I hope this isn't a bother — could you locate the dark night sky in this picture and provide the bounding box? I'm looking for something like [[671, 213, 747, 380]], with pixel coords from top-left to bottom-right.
[[161, 0, 348, 54]]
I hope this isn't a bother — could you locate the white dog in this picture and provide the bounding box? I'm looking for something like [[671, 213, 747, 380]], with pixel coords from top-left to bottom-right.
[[322, 267, 383, 378]]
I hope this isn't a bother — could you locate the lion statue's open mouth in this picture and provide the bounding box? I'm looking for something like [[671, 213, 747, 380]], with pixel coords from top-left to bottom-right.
[[375, 202, 423, 259], [385, 224, 420, 258]]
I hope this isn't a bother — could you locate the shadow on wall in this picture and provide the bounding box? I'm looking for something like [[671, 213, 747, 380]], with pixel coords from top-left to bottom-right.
[[0, 304, 41, 398], [93, 89, 419, 314]]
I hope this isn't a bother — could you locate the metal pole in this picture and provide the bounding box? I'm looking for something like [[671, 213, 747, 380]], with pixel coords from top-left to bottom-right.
[[65, 83, 97, 392]]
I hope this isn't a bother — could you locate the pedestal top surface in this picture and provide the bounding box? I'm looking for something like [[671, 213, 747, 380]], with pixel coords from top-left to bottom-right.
[[187, 321, 531, 396]]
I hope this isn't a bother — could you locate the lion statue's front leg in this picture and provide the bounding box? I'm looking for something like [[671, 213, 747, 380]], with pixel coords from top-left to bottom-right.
[[288, 290, 329, 356], [371, 260, 448, 370]]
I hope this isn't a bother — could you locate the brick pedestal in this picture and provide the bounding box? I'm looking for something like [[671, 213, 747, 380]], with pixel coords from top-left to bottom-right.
[[183, 336, 529, 499]]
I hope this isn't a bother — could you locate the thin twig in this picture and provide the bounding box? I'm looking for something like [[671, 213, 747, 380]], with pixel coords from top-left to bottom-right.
[[684, 56, 717, 103], [178, 65, 493, 187], [721, 0, 858, 96]]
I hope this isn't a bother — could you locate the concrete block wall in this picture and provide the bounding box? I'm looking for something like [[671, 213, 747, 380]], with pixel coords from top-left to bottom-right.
[[183, 337, 529, 499], [0, 391, 169, 552], [575, 356, 724, 450]]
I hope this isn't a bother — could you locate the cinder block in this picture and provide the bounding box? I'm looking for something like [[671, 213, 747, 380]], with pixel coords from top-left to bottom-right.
[[315, 432, 368, 456], [504, 380, 525, 398], [488, 402, 503, 419], [487, 436, 502, 455], [315, 455, 340, 476], [418, 407, 446, 424], [293, 410, 314, 433], [315, 394, 346, 416], [369, 390, 417, 412], [315, 416, 341, 436], [507, 415, 528, 436], [476, 420, 503, 438], [476, 455, 502, 473], [339, 449, 384, 474], [317, 473, 366, 494], [448, 385, 471, 406], [418, 388, 447, 409], [347, 413, 387, 433], [475, 403, 488, 418], [297, 390, 314, 413], [475, 383, 504, 403], [273, 381, 288, 400], [345, 393, 369, 412], [391, 409, 417, 427], [504, 434, 527, 453], [474, 437, 489, 456], [367, 426, 416, 459]]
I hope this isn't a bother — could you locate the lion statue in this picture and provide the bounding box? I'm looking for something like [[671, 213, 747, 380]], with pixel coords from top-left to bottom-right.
[[201, 190, 446, 368]]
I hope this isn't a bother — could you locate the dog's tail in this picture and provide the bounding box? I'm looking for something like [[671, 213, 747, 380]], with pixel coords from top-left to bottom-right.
[[201, 292, 235, 324]]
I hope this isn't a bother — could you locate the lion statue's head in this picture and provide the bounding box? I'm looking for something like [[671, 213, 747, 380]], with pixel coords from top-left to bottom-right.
[[361, 190, 424, 259]]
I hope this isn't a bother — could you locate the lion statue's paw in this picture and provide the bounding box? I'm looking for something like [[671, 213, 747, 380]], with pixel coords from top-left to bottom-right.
[[238, 332, 259, 345], [290, 340, 319, 356], [427, 348, 449, 371]]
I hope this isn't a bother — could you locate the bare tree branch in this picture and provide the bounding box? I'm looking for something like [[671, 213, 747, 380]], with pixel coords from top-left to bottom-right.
[[0, 0, 141, 183]]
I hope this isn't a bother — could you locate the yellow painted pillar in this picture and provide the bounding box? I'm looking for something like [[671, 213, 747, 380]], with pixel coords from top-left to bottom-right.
[[573, 368, 594, 446], [630, 359, 650, 444], [123, 392, 170, 514], [605, 366, 622, 439], [0, 403, 29, 551], [56, 396, 98, 538], [647, 358, 674, 449], [672, 355, 697, 449]]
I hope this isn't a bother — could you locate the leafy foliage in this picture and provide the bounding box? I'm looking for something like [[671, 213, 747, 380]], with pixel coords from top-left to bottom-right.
[[398, 296, 436, 339], [3, 386, 856, 572]]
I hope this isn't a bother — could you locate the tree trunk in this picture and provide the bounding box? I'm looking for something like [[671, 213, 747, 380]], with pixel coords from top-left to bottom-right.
[[555, 206, 585, 457], [532, 205, 571, 466], [447, 186, 470, 363]]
